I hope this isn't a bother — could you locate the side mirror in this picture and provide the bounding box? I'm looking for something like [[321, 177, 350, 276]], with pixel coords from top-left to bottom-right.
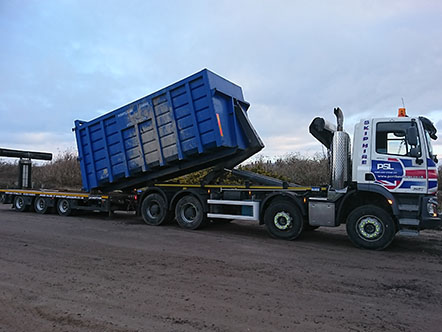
[[407, 126, 418, 146]]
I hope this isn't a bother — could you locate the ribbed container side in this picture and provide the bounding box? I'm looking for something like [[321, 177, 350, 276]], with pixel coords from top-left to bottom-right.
[[74, 69, 263, 192]]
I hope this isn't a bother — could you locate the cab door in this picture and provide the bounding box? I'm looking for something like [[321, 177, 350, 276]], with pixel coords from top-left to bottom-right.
[[370, 119, 427, 194]]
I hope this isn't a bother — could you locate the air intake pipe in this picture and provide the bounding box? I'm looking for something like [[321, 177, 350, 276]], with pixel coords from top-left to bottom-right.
[[309, 117, 336, 149]]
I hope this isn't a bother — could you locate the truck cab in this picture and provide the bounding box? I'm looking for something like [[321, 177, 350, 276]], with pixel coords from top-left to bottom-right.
[[353, 115, 438, 193], [310, 108, 440, 249]]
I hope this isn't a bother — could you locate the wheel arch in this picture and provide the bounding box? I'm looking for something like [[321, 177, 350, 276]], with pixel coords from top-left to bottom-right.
[[337, 187, 399, 226]]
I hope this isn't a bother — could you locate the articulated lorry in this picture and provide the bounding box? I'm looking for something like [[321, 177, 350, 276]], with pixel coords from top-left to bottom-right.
[[0, 69, 440, 250]]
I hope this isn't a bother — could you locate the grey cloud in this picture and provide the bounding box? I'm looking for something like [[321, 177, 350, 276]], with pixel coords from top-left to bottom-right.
[[1, 0, 441, 160]]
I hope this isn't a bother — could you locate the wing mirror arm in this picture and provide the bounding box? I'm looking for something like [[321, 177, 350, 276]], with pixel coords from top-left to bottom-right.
[[409, 147, 423, 165], [407, 125, 423, 164]]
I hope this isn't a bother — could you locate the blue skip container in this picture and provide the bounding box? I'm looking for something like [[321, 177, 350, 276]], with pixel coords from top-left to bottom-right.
[[74, 69, 263, 192]]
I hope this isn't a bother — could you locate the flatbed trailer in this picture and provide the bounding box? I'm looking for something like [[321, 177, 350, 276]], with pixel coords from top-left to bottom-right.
[[0, 182, 326, 218], [0, 189, 136, 216], [0, 180, 328, 241]]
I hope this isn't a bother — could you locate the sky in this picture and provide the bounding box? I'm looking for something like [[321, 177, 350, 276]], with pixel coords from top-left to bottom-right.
[[1, 0, 442, 163]]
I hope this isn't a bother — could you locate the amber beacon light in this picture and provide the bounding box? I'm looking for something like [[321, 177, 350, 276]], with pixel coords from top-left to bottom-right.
[[398, 107, 407, 117]]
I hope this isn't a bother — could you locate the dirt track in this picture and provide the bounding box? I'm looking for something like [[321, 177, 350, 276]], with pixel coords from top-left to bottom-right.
[[0, 204, 441, 332]]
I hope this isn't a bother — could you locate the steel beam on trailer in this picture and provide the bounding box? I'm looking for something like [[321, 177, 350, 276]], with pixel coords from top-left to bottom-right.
[[0, 148, 52, 161]]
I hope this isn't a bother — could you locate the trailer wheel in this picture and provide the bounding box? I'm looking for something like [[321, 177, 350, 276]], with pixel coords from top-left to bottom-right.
[[141, 193, 169, 226], [175, 195, 206, 230], [346, 205, 396, 250], [57, 199, 72, 216], [264, 199, 303, 240], [0, 193, 6, 204], [34, 197, 49, 214], [13, 196, 28, 212]]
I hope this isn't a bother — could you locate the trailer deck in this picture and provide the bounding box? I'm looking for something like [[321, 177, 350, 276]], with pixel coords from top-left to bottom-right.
[[0, 189, 108, 200]]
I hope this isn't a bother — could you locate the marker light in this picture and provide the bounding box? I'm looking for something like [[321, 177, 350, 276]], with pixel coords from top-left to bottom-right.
[[398, 108, 407, 117], [216, 113, 224, 137], [387, 199, 393, 205]]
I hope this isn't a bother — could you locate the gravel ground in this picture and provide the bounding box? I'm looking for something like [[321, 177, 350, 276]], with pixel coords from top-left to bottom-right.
[[0, 204, 441, 332]]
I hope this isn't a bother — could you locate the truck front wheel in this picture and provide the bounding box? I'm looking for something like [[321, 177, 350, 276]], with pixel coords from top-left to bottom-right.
[[346, 205, 396, 250], [141, 193, 168, 226], [264, 199, 303, 240]]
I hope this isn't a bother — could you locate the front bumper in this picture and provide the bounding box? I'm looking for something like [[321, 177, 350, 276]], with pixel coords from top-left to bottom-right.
[[421, 216, 442, 229], [420, 196, 441, 230]]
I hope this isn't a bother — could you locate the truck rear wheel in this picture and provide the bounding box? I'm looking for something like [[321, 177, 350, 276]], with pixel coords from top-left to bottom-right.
[[264, 199, 303, 240], [34, 197, 49, 214], [13, 196, 28, 212], [141, 193, 168, 226], [0, 193, 6, 204], [346, 205, 396, 250], [57, 199, 72, 216], [175, 195, 206, 230]]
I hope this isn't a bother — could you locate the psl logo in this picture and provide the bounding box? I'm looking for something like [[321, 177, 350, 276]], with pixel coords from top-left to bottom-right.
[[377, 163, 394, 170]]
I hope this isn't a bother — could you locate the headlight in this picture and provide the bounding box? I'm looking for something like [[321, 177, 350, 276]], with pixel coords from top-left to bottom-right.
[[427, 200, 438, 217]]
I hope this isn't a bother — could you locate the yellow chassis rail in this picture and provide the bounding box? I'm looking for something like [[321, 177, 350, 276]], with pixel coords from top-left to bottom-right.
[[154, 183, 327, 192]]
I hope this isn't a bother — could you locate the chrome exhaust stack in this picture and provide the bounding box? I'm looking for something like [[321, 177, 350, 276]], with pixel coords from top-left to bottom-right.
[[331, 108, 351, 190], [309, 107, 351, 190]]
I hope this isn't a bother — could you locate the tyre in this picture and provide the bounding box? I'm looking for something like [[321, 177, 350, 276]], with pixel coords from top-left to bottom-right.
[[141, 193, 169, 226], [56, 199, 72, 216], [264, 199, 303, 240], [175, 195, 206, 230], [346, 205, 396, 250], [0, 193, 6, 204], [13, 196, 28, 212], [34, 197, 48, 214]]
